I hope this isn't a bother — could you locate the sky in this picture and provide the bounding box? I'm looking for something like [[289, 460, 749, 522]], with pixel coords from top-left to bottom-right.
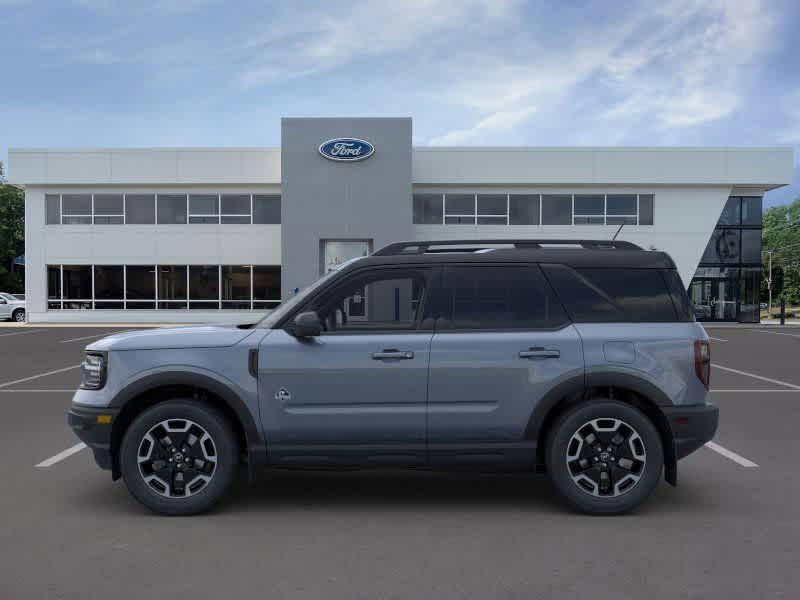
[[1, 0, 798, 207]]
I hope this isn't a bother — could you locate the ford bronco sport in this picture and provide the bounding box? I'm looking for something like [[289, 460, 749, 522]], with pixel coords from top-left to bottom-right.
[[68, 239, 718, 515]]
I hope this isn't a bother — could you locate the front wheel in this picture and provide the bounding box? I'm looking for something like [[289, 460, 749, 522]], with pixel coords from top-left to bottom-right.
[[120, 400, 238, 515], [12, 309, 25, 322], [546, 400, 663, 515]]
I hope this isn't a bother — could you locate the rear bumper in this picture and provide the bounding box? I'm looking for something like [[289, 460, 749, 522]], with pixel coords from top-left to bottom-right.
[[663, 402, 719, 460], [68, 405, 119, 471]]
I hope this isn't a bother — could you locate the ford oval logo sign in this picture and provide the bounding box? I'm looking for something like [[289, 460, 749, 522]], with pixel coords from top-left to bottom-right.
[[318, 138, 375, 162]]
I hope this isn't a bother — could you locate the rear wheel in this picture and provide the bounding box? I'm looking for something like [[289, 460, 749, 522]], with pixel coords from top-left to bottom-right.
[[12, 309, 25, 322], [546, 400, 663, 515], [120, 400, 238, 515]]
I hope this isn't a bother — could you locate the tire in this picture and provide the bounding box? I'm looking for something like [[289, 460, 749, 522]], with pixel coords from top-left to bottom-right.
[[12, 309, 25, 322], [120, 400, 239, 515], [546, 400, 663, 515]]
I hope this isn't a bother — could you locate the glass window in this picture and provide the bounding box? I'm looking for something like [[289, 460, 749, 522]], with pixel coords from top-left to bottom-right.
[[509, 194, 540, 225], [189, 265, 219, 308], [62, 194, 92, 224], [253, 194, 281, 224], [738, 267, 760, 323], [47, 266, 61, 309], [158, 265, 187, 309], [573, 195, 604, 224], [46, 194, 61, 224], [253, 266, 281, 309], [477, 194, 507, 225], [541, 195, 571, 225], [62, 265, 92, 309], [741, 197, 762, 226], [701, 229, 740, 263], [189, 194, 219, 223], [717, 197, 741, 226], [544, 265, 678, 322], [313, 271, 428, 332], [157, 194, 187, 224], [662, 269, 693, 322], [126, 266, 156, 300], [221, 194, 251, 224], [740, 229, 761, 263], [413, 194, 443, 224], [638, 194, 654, 225], [93, 194, 124, 224], [445, 194, 475, 224], [93, 266, 123, 300], [439, 266, 567, 330], [606, 194, 637, 215], [125, 194, 155, 224], [222, 265, 251, 309]]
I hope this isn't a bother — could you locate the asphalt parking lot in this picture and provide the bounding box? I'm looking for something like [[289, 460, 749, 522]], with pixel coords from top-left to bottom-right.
[[1, 324, 799, 599]]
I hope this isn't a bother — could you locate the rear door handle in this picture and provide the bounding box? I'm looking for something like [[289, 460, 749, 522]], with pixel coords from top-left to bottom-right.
[[372, 349, 415, 360], [519, 347, 560, 359]]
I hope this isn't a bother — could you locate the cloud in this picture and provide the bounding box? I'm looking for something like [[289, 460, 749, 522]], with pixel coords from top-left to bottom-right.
[[429, 107, 537, 145]]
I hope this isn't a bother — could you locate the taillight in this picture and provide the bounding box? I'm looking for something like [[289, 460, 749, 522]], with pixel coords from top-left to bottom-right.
[[694, 340, 710, 388]]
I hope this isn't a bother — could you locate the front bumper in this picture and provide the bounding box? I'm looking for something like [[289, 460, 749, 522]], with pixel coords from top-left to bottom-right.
[[663, 402, 719, 460], [68, 405, 119, 471]]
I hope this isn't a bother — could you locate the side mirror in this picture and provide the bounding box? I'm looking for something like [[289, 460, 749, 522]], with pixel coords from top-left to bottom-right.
[[292, 311, 322, 338]]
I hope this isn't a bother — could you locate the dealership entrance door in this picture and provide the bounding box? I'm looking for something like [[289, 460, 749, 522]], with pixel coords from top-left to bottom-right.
[[689, 277, 738, 321]]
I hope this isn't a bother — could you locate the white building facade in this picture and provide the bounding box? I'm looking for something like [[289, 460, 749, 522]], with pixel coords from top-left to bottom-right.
[[8, 117, 794, 324]]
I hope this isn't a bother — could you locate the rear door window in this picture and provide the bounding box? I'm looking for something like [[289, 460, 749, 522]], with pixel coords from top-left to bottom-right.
[[542, 265, 680, 322], [438, 265, 568, 330]]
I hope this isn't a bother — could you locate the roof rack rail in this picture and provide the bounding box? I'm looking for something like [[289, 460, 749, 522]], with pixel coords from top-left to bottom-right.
[[373, 239, 642, 256]]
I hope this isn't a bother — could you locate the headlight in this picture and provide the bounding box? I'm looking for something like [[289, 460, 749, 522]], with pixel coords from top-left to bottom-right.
[[80, 352, 107, 390]]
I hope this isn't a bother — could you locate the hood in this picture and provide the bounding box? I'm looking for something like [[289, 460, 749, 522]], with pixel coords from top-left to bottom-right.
[[86, 324, 258, 352]]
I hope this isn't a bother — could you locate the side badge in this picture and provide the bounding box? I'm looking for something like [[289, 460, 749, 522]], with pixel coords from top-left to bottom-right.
[[274, 388, 291, 402]]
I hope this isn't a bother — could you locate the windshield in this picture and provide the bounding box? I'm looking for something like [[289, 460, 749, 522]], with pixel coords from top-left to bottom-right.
[[257, 257, 365, 328]]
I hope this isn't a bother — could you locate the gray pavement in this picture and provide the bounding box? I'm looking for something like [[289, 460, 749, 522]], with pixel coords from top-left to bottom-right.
[[0, 325, 798, 599]]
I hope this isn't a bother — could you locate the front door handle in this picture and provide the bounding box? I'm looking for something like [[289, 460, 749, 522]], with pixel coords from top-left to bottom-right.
[[372, 349, 414, 360], [519, 347, 560, 359]]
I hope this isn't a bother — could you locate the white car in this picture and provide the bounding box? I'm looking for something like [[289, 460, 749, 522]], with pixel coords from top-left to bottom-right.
[[0, 293, 26, 322]]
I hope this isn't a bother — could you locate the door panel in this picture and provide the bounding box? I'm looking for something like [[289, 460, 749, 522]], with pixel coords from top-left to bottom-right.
[[259, 330, 432, 450], [427, 327, 584, 444]]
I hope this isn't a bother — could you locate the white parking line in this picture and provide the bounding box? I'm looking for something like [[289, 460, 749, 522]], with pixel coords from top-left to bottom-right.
[[35, 443, 87, 468], [0, 329, 43, 338], [713, 363, 800, 390], [711, 389, 800, 393], [707, 336, 728, 342], [747, 329, 800, 339], [704, 441, 758, 468], [59, 333, 113, 344], [0, 364, 82, 389], [0, 389, 75, 393]]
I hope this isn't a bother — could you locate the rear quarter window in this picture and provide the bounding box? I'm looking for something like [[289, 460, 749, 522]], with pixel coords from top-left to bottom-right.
[[542, 265, 683, 322]]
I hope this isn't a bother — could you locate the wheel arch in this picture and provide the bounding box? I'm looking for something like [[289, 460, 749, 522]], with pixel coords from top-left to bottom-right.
[[528, 371, 677, 485], [109, 372, 266, 481]]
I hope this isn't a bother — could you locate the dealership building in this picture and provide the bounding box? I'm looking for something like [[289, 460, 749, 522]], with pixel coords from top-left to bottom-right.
[[8, 117, 794, 324]]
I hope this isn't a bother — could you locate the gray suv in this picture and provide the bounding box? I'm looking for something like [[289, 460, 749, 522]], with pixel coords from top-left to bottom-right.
[[68, 240, 718, 515]]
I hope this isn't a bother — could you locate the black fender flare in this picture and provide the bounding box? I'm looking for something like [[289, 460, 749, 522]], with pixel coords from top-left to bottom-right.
[[110, 370, 267, 477]]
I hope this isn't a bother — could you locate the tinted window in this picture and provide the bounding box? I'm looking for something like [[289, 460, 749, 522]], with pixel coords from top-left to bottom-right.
[[125, 194, 155, 224], [741, 196, 762, 226], [702, 229, 740, 263], [47, 266, 61, 299], [158, 265, 187, 308], [253, 266, 281, 309], [157, 194, 187, 224], [93, 194, 124, 224], [541, 195, 571, 225], [573, 194, 604, 225], [740, 229, 761, 263], [509, 194, 540, 225], [413, 194, 443, 224], [717, 197, 740, 226], [126, 266, 156, 299], [544, 265, 678, 322], [221, 194, 250, 224], [93, 266, 123, 299], [62, 194, 92, 224], [46, 195, 60, 224], [477, 194, 507, 224], [62, 265, 92, 300], [189, 265, 219, 308], [189, 194, 219, 223], [440, 266, 567, 330], [222, 265, 251, 309], [445, 194, 474, 224], [662, 269, 694, 322], [253, 194, 281, 224], [637, 194, 654, 225], [312, 270, 428, 332]]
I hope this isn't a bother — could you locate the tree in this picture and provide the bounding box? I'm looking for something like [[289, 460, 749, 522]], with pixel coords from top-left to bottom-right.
[[762, 198, 800, 305], [0, 161, 25, 293]]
